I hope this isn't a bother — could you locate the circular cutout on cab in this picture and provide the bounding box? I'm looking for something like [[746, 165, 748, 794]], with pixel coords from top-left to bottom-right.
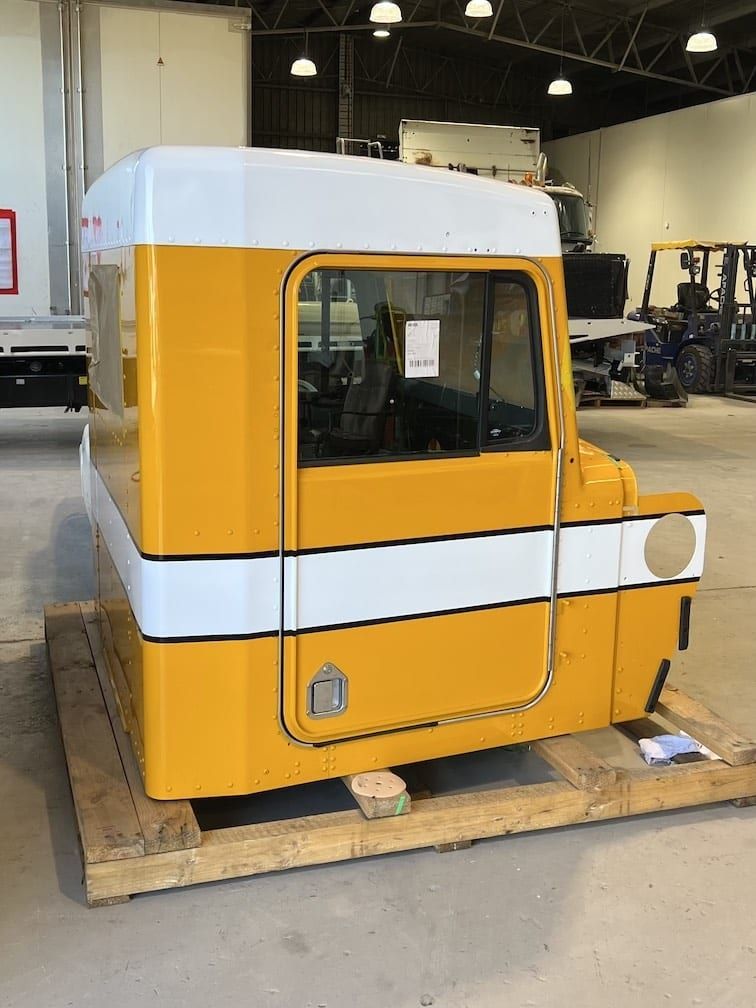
[[644, 513, 697, 579]]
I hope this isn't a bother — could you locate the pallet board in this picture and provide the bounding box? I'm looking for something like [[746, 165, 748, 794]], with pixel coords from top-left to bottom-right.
[[46, 602, 756, 906]]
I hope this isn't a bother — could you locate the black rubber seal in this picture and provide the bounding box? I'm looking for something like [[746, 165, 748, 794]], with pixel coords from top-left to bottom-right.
[[645, 659, 672, 713], [678, 596, 692, 651]]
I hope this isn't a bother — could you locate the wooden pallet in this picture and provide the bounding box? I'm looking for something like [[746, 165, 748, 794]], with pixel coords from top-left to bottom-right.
[[579, 394, 648, 409], [46, 602, 756, 906]]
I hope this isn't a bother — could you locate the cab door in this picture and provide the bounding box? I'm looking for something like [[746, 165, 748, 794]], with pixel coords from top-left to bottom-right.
[[281, 254, 561, 744]]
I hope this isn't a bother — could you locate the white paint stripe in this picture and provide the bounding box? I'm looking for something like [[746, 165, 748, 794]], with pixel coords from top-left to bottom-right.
[[557, 522, 623, 596], [292, 531, 554, 632], [86, 457, 705, 641]]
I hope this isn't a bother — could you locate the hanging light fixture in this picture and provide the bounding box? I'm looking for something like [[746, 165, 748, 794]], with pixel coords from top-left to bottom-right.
[[547, 4, 572, 96], [547, 77, 572, 95], [686, 29, 717, 52], [373, 28, 391, 38], [291, 57, 317, 76], [686, 1, 717, 52], [369, 2, 402, 24], [465, 0, 493, 16], [290, 32, 317, 77]]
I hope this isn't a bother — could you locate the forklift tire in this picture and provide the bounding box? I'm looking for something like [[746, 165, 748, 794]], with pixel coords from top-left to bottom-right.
[[675, 345, 713, 393]]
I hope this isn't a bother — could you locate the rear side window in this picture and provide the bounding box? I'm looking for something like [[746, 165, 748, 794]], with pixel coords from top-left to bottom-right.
[[297, 269, 486, 463], [485, 279, 539, 445]]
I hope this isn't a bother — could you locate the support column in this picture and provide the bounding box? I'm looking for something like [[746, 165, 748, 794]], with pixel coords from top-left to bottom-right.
[[337, 33, 354, 145]]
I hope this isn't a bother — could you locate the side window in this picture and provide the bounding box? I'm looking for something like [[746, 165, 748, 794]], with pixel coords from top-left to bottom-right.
[[297, 269, 485, 464], [89, 263, 124, 416], [485, 279, 541, 446]]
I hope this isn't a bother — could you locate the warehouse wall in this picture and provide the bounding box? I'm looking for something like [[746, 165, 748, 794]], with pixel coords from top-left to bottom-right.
[[82, 2, 249, 186], [0, 1, 53, 315], [544, 93, 756, 305], [1, 0, 250, 317]]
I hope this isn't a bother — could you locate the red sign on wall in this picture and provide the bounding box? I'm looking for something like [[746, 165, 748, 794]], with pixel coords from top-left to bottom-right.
[[0, 210, 19, 295]]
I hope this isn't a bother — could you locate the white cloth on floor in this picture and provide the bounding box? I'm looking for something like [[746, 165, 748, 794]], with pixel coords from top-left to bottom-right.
[[639, 732, 721, 766]]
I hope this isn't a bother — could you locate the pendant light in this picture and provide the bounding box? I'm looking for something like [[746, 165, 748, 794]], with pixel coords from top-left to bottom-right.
[[370, 2, 402, 24], [373, 28, 391, 38], [465, 0, 493, 16], [291, 57, 317, 76], [686, 2, 717, 52], [290, 32, 317, 77], [548, 4, 572, 96], [686, 31, 717, 52], [547, 77, 572, 95]]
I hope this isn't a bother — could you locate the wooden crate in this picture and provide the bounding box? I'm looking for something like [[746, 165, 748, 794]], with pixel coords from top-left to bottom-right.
[[46, 602, 756, 906]]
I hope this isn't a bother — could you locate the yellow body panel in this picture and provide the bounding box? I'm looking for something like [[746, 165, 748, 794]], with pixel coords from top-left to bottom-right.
[[133, 245, 296, 555], [283, 603, 551, 743], [85, 244, 703, 799], [135, 591, 618, 798]]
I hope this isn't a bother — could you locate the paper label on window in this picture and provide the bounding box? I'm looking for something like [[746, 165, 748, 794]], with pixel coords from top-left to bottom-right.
[[405, 320, 440, 378]]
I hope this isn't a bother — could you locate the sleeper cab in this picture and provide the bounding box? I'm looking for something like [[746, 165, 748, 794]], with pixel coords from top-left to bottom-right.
[[80, 146, 706, 799]]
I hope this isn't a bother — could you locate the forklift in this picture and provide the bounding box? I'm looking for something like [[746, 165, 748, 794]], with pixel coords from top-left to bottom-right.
[[629, 240, 756, 396]]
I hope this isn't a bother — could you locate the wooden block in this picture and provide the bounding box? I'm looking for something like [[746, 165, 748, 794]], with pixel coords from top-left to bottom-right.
[[83, 758, 756, 903], [342, 770, 410, 819], [435, 840, 473, 853], [657, 686, 756, 766], [88, 894, 132, 908], [45, 604, 144, 863], [531, 734, 617, 789], [81, 604, 201, 855]]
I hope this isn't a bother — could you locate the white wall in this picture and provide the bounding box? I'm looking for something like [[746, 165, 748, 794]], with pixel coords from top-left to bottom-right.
[[91, 4, 248, 177], [544, 94, 756, 306], [0, 0, 51, 316]]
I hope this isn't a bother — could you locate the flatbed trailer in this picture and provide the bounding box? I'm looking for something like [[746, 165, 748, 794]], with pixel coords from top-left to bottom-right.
[[0, 317, 88, 411]]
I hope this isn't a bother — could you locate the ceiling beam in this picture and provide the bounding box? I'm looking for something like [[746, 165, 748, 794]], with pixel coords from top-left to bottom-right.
[[246, 2, 750, 98], [437, 20, 732, 95], [626, 0, 676, 15]]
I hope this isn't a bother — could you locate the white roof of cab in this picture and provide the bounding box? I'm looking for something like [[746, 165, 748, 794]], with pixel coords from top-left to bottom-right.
[[81, 146, 561, 258]]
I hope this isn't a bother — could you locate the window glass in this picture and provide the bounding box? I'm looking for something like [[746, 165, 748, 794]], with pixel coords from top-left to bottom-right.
[[89, 263, 124, 417], [549, 192, 590, 242], [486, 281, 538, 445], [297, 269, 485, 463]]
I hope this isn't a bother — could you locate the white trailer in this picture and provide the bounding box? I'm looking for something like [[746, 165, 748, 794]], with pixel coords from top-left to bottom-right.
[[399, 119, 541, 182]]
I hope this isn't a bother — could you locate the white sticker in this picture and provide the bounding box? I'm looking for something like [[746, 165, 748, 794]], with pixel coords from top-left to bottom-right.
[[404, 319, 440, 378]]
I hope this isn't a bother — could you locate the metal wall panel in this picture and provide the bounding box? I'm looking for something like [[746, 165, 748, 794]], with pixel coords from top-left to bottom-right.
[[252, 35, 338, 151], [251, 34, 547, 154]]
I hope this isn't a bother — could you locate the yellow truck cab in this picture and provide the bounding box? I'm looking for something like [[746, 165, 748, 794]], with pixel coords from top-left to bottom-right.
[[80, 146, 706, 800]]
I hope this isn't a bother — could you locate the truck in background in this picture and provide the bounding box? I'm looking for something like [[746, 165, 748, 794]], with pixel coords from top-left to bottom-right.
[[0, 318, 89, 410], [396, 119, 655, 400], [398, 120, 593, 252]]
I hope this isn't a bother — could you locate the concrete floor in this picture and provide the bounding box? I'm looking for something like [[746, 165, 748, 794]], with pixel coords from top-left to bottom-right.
[[1, 399, 755, 1008]]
